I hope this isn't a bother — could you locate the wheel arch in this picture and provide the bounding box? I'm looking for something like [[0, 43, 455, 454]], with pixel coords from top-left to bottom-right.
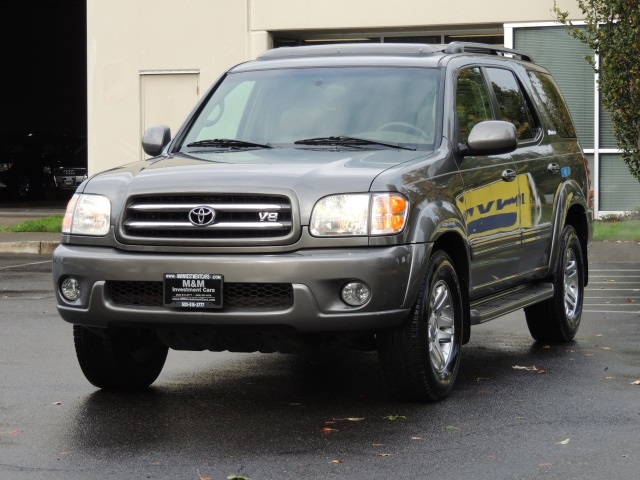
[[431, 230, 472, 345], [547, 181, 591, 286]]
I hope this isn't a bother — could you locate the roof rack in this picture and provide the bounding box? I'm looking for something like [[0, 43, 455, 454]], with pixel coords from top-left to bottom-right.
[[443, 42, 535, 63], [258, 43, 442, 60]]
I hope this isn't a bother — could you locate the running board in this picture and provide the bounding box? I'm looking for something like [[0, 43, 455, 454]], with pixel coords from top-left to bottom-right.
[[470, 282, 555, 325]]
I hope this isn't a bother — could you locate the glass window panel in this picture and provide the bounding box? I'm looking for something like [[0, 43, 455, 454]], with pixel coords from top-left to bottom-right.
[[599, 97, 617, 149], [384, 35, 441, 44], [485, 67, 535, 140], [456, 67, 494, 143], [599, 153, 640, 211], [514, 26, 595, 148], [527, 71, 577, 138]]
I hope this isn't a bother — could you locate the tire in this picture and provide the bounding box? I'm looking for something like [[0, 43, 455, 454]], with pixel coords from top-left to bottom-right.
[[525, 225, 584, 342], [73, 326, 169, 389], [377, 250, 463, 402]]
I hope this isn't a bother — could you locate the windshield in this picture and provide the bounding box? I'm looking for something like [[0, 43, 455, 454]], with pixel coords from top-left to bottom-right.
[[180, 67, 441, 151]]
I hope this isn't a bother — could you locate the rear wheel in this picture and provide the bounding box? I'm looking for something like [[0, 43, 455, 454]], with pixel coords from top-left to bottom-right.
[[377, 250, 463, 402], [525, 225, 584, 342], [74, 326, 168, 389]]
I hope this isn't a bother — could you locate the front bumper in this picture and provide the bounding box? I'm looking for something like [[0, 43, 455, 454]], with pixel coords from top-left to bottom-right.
[[53, 243, 431, 333]]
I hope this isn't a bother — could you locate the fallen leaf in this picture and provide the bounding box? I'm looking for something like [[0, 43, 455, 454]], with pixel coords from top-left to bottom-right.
[[513, 365, 538, 371], [566, 349, 576, 353], [196, 470, 211, 480], [539, 462, 553, 467], [321, 427, 338, 433], [411, 436, 423, 440], [227, 475, 251, 480], [444, 425, 460, 431], [384, 415, 406, 421], [542, 345, 552, 349], [627, 298, 636, 303], [556, 438, 570, 445], [631, 380, 640, 385], [376, 453, 395, 457], [602, 347, 611, 350], [595, 334, 603, 337], [606, 377, 613, 380], [8, 430, 21, 435], [330, 460, 344, 464], [515, 416, 525, 420], [372, 443, 384, 447], [537, 370, 547, 375]]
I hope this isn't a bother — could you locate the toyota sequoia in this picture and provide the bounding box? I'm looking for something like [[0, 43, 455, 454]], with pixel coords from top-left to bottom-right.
[[53, 43, 593, 401]]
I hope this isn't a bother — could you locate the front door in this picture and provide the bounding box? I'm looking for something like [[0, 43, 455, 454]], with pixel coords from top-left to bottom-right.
[[454, 66, 523, 299]]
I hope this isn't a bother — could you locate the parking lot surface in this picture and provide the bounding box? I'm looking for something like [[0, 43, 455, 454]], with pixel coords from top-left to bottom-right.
[[0, 251, 638, 479]]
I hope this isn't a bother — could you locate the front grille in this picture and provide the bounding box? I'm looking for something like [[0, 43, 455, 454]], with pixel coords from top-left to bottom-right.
[[108, 281, 293, 309], [121, 194, 293, 240]]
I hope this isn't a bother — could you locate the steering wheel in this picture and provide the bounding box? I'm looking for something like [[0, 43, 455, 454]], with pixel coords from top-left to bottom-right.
[[376, 121, 429, 138]]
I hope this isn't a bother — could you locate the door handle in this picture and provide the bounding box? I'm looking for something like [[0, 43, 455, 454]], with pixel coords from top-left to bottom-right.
[[501, 169, 517, 182], [547, 163, 560, 174]]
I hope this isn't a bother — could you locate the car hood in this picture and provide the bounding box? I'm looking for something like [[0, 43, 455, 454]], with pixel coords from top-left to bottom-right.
[[83, 148, 427, 220]]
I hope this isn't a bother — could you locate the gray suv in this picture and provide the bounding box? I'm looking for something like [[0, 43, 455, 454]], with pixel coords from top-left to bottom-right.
[[53, 43, 592, 401]]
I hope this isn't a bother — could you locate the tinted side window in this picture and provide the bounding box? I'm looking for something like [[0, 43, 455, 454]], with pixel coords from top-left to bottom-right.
[[527, 71, 577, 138], [456, 67, 494, 143], [485, 68, 536, 141]]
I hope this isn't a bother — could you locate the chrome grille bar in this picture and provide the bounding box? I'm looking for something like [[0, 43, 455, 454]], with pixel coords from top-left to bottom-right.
[[128, 203, 288, 212], [124, 220, 291, 230]]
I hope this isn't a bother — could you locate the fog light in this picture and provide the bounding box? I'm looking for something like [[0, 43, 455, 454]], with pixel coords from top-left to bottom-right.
[[341, 282, 371, 307], [60, 277, 81, 301]]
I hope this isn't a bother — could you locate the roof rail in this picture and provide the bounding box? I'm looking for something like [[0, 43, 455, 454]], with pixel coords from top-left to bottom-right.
[[444, 42, 535, 63], [258, 43, 442, 60]]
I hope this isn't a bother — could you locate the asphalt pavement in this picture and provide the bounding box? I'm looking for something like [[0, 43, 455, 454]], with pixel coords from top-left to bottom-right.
[[0, 252, 639, 479]]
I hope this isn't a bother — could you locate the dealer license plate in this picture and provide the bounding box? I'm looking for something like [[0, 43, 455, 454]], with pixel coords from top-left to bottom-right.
[[163, 273, 223, 309]]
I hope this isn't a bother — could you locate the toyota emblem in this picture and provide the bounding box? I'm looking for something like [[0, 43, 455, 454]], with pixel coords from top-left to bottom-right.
[[188, 206, 216, 226]]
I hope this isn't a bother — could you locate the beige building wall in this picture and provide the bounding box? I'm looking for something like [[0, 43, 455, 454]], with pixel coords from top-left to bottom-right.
[[87, 0, 581, 174]]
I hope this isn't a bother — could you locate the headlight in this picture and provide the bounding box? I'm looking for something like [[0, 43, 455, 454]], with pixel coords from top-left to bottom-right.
[[310, 193, 408, 237], [61, 193, 111, 236], [0, 162, 13, 172]]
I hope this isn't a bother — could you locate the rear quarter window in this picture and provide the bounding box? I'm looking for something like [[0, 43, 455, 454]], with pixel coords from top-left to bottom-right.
[[527, 71, 577, 138]]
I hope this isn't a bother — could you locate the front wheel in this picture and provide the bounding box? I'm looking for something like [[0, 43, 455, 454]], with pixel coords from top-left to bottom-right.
[[74, 326, 168, 389], [377, 250, 463, 402], [525, 225, 584, 342]]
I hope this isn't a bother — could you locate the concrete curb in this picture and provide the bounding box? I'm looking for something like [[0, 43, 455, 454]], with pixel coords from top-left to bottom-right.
[[0, 241, 60, 255]]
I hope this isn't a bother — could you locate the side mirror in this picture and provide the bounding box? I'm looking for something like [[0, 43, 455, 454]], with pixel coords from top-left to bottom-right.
[[460, 120, 517, 157], [142, 125, 171, 157]]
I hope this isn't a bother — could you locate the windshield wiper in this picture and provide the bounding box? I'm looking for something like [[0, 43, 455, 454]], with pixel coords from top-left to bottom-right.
[[294, 136, 416, 151], [186, 138, 273, 149]]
